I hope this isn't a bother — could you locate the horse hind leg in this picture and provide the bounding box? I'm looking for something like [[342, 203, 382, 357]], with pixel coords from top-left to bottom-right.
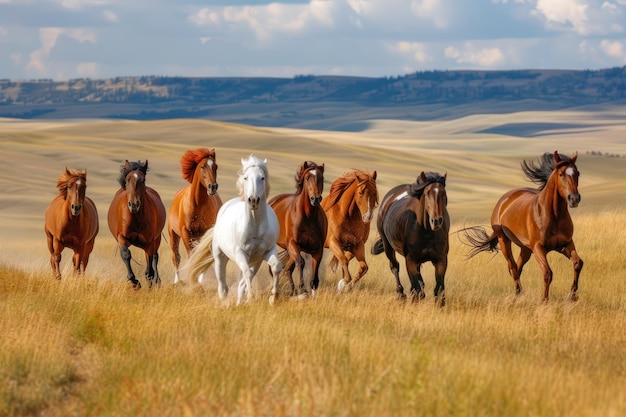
[[48, 237, 63, 279], [497, 234, 522, 295], [562, 242, 584, 301]]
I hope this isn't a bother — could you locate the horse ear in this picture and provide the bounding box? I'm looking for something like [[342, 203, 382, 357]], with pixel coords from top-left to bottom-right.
[[143, 160, 149, 171], [443, 172, 447, 180], [241, 157, 246, 166], [571, 151, 578, 163], [303, 161, 309, 169], [420, 171, 427, 182], [372, 170, 377, 180], [320, 163, 324, 173], [124, 160, 131, 169], [82, 169, 87, 177], [554, 150, 561, 163]]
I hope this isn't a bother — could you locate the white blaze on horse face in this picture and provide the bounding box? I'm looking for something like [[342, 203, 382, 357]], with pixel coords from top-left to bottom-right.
[[565, 167, 575, 177]]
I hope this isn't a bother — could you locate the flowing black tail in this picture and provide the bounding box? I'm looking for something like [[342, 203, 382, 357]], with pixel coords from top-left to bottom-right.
[[457, 226, 500, 258], [371, 237, 384, 255]]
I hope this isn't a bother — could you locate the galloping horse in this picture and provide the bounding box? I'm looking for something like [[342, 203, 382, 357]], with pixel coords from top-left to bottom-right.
[[372, 172, 449, 305], [185, 155, 282, 305], [461, 151, 583, 302], [168, 148, 222, 284], [321, 169, 378, 292], [107, 160, 166, 289], [44, 168, 99, 279], [268, 161, 327, 297]]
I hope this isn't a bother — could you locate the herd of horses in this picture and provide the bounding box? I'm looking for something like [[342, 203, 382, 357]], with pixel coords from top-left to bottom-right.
[[44, 148, 583, 305]]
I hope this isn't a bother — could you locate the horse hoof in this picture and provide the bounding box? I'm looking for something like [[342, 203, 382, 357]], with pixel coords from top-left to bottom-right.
[[337, 279, 346, 293], [269, 294, 277, 305], [296, 292, 309, 301]]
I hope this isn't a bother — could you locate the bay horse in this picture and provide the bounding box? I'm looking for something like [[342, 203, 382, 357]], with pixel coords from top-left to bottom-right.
[[372, 172, 449, 305], [44, 168, 99, 279], [268, 161, 327, 297], [461, 151, 583, 302], [107, 160, 166, 289], [321, 169, 378, 292], [185, 155, 282, 305], [168, 148, 222, 284]]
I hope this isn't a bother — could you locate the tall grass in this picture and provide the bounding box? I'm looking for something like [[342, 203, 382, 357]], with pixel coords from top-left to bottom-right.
[[1, 209, 624, 417]]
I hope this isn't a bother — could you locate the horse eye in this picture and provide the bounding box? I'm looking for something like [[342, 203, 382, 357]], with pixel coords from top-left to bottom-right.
[[244, 176, 248, 180]]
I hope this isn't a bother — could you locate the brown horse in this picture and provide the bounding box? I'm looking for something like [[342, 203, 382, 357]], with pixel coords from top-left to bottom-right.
[[461, 151, 583, 302], [372, 172, 449, 305], [168, 148, 222, 284], [321, 169, 378, 292], [107, 160, 166, 289], [44, 168, 99, 279], [268, 161, 327, 297]]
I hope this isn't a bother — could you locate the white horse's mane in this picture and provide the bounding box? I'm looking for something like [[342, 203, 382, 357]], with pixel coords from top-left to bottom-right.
[[236, 154, 270, 198]]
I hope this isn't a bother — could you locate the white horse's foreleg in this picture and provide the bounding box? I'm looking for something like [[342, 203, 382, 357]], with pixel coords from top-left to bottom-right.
[[215, 251, 229, 300], [266, 249, 283, 305], [237, 263, 260, 305]]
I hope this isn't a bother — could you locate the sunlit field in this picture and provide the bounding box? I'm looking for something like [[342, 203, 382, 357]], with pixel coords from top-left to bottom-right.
[[1, 111, 625, 416]]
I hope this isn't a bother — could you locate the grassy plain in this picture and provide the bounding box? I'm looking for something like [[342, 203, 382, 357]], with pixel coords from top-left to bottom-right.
[[0, 109, 625, 416]]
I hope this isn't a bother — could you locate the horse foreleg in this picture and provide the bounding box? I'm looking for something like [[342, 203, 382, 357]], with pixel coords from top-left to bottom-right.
[[214, 251, 229, 300], [350, 244, 368, 286], [48, 235, 62, 279], [288, 240, 305, 295], [328, 238, 352, 288], [72, 251, 81, 275], [81, 238, 95, 275], [532, 245, 552, 302], [169, 229, 182, 284], [120, 245, 140, 289], [237, 262, 260, 305], [406, 259, 425, 302], [310, 250, 324, 296], [266, 248, 283, 305], [433, 259, 447, 307], [562, 242, 584, 302]]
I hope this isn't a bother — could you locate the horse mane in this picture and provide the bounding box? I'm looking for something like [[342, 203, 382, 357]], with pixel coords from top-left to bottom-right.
[[237, 155, 270, 198], [521, 152, 574, 190], [325, 169, 378, 207], [294, 161, 323, 194], [56, 168, 86, 197], [408, 172, 446, 199], [118, 160, 148, 189], [180, 148, 215, 183]]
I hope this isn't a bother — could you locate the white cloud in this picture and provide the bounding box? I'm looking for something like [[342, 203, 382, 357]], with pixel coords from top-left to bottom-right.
[[102, 10, 119, 22], [600, 39, 625, 59], [25, 27, 96, 75], [76, 62, 99, 77], [445, 44, 506, 66], [388, 41, 433, 63], [412, 0, 449, 29]]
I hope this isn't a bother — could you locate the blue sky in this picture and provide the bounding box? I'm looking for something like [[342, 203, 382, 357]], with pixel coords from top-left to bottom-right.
[[1, 0, 626, 80]]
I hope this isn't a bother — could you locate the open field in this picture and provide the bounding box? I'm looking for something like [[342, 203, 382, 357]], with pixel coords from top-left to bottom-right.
[[1, 109, 625, 416]]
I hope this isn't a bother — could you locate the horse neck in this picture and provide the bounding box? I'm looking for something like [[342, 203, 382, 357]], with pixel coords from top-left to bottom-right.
[[417, 195, 430, 229], [339, 182, 358, 218], [298, 189, 316, 217], [538, 172, 569, 218]]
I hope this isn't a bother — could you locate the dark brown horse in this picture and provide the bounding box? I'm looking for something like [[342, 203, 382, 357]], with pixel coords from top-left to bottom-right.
[[321, 169, 378, 292], [168, 148, 222, 284], [372, 172, 449, 305], [44, 168, 99, 279], [268, 161, 327, 297], [108, 160, 166, 289], [461, 151, 583, 302]]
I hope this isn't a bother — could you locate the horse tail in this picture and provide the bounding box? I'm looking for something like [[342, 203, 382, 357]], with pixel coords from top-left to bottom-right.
[[457, 226, 499, 258], [371, 237, 384, 255], [184, 228, 215, 282], [277, 248, 291, 270]]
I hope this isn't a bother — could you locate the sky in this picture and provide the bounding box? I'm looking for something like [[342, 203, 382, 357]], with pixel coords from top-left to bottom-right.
[[1, 0, 626, 81]]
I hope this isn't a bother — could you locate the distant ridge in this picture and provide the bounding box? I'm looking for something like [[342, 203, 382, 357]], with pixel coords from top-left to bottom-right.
[[1, 67, 625, 129]]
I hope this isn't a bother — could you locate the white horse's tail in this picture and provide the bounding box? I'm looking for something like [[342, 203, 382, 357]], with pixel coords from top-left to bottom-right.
[[185, 228, 215, 283]]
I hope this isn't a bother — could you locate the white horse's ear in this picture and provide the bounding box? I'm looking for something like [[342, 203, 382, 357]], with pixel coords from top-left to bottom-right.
[[263, 158, 268, 164], [241, 158, 246, 165]]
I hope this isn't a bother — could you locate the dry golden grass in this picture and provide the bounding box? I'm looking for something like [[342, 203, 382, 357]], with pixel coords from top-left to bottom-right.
[[1, 110, 625, 416]]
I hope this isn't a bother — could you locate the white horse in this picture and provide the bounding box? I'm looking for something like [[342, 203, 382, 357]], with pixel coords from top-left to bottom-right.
[[185, 155, 283, 305]]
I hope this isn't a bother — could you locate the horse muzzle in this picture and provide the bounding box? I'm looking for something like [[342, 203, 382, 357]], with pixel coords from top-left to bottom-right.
[[248, 196, 261, 210], [207, 183, 218, 196], [310, 196, 322, 206], [429, 216, 445, 231], [71, 204, 82, 216], [128, 200, 141, 213], [568, 193, 581, 208]]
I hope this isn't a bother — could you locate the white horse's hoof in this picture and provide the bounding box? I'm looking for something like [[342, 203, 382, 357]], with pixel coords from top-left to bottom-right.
[[337, 279, 346, 293], [296, 292, 309, 301], [269, 294, 276, 305]]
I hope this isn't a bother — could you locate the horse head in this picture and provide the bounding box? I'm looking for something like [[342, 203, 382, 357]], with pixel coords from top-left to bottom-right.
[[299, 161, 324, 207], [420, 171, 447, 231], [239, 155, 269, 211], [353, 170, 378, 222], [124, 160, 148, 214], [554, 150, 581, 208], [61, 168, 87, 217], [201, 154, 219, 196]]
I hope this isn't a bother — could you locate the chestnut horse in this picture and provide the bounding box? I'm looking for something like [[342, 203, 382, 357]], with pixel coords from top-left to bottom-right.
[[372, 172, 449, 305], [321, 169, 378, 292], [461, 151, 583, 302], [268, 161, 327, 297], [44, 168, 99, 279], [168, 148, 222, 284], [108, 160, 166, 289]]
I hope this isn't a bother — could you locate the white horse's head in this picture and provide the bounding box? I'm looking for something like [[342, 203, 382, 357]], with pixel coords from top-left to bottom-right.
[[237, 155, 270, 210]]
